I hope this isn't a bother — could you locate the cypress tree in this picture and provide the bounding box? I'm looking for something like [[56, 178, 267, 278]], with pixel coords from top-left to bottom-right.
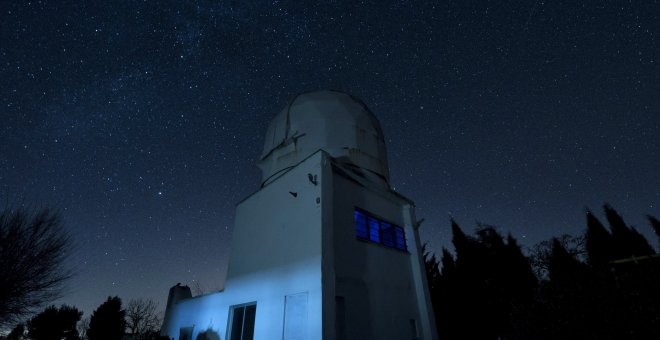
[[504, 234, 537, 301], [451, 219, 473, 263], [87, 297, 126, 340], [436, 248, 457, 339], [422, 243, 441, 292], [648, 215, 660, 245], [629, 226, 655, 255], [446, 221, 488, 339], [585, 209, 614, 266], [604, 205, 654, 258], [440, 248, 456, 277], [547, 239, 584, 286], [543, 238, 596, 339]]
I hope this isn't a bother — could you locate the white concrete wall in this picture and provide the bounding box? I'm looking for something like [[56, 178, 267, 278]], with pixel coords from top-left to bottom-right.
[[161, 151, 436, 340], [330, 168, 436, 340], [162, 153, 327, 340]]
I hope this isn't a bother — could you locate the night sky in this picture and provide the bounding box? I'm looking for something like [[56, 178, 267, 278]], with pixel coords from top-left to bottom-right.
[[1, 1, 658, 317]]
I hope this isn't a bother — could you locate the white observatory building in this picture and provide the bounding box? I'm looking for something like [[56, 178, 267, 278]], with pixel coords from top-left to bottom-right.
[[161, 90, 437, 340]]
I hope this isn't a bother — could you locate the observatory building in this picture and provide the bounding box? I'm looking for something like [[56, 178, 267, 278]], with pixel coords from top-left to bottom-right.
[[161, 90, 437, 340]]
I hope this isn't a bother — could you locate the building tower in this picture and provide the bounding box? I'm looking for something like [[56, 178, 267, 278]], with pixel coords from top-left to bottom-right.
[[161, 90, 437, 340]]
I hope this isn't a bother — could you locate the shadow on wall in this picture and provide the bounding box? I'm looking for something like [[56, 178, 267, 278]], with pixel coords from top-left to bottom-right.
[[196, 329, 221, 340]]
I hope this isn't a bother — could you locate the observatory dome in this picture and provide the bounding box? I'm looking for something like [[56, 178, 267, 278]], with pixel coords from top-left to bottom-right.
[[259, 90, 390, 186]]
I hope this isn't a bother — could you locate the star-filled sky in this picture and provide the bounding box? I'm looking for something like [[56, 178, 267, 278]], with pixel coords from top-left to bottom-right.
[[1, 1, 658, 317]]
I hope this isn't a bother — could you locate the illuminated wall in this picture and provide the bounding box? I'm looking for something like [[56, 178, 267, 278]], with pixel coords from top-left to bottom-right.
[[161, 151, 436, 339], [328, 161, 436, 340], [162, 152, 327, 340], [161, 90, 437, 340]]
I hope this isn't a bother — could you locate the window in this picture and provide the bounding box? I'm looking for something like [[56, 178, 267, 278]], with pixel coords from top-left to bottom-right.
[[179, 327, 193, 340], [228, 303, 257, 340], [355, 210, 368, 239], [368, 217, 380, 243], [354, 208, 407, 251]]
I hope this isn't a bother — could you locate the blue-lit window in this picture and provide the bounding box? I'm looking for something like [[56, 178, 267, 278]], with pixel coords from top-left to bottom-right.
[[368, 217, 380, 243], [355, 210, 368, 239], [381, 222, 395, 248], [395, 227, 406, 250], [354, 208, 407, 251]]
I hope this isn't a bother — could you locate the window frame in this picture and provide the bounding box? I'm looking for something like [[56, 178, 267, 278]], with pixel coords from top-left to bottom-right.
[[354, 207, 408, 252], [227, 302, 257, 340], [179, 326, 194, 340]]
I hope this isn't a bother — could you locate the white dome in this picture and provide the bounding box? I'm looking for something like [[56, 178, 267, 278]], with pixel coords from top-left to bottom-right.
[[259, 90, 390, 186]]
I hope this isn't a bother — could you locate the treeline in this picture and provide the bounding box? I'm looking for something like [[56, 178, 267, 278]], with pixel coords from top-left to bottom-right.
[[425, 204, 660, 340], [2, 297, 166, 340], [1, 208, 166, 340]]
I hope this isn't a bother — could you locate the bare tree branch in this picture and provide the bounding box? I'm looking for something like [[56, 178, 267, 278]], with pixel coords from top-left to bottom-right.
[[530, 233, 585, 279], [0, 208, 73, 328], [125, 298, 161, 339]]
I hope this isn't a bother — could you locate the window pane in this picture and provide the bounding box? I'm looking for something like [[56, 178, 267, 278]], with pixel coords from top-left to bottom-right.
[[355, 210, 369, 239], [355, 208, 406, 251], [354, 210, 366, 224], [243, 305, 256, 340], [230, 307, 244, 340], [381, 222, 394, 247], [395, 227, 406, 251], [356, 223, 368, 239], [180, 327, 194, 340], [355, 210, 368, 239], [368, 217, 380, 243]]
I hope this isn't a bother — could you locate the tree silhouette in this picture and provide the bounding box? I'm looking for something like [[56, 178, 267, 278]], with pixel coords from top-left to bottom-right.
[[27, 305, 82, 340], [585, 210, 614, 266], [528, 206, 658, 339], [439, 248, 455, 278], [0, 208, 73, 328], [502, 234, 537, 305], [539, 239, 600, 339], [649, 215, 660, 244], [529, 233, 585, 281], [421, 244, 441, 293], [428, 221, 536, 340], [6, 323, 24, 340], [87, 297, 126, 340], [450, 220, 474, 263], [547, 239, 587, 285], [424, 205, 659, 339], [604, 204, 655, 258], [434, 248, 458, 339], [125, 298, 161, 340]]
